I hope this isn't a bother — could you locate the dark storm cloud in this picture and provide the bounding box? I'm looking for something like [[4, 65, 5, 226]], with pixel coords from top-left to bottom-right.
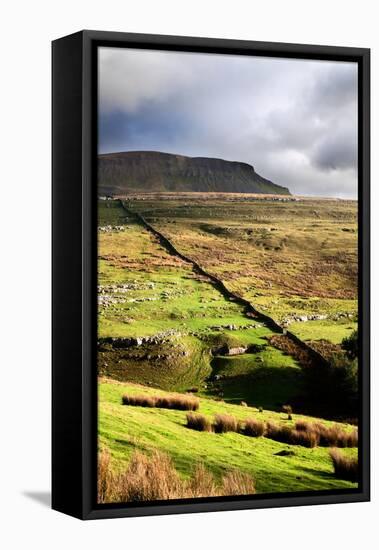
[[312, 134, 358, 171], [99, 107, 191, 153], [99, 48, 358, 198]]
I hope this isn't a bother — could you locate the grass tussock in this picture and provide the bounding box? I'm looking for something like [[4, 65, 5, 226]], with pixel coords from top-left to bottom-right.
[[188, 464, 218, 497], [213, 414, 239, 434], [295, 420, 309, 431], [155, 394, 200, 411], [265, 422, 319, 448], [122, 394, 156, 407], [97, 448, 113, 504], [295, 421, 358, 448], [244, 418, 266, 437], [329, 449, 359, 482], [122, 392, 199, 411], [290, 429, 320, 448], [315, 423, 358, 448], [186, 412, 213, 432], [221, 470, 256, 496], [98, 449, 255, 503]]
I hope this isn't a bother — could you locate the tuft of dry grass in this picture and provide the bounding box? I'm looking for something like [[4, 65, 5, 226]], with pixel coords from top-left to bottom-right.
[[155, 394, 199, 411], [122, 394, 156, 407], [295, 420, 310, 432], [98, 449, 255, 503], [121, 392, 199, 411], [244, 418, 266, 437], [213, 414, 239, 434], [118, 450, 183, 502], [315, 423, 358, 448], [98, 449, 184, 503], [295, 421, 358, 448], [290, 429, 319, 448], [186, 412, 213, 432], [97, 448, 114, 503], [329, 449, 359, 482], [265, 422, 319, 448], [265, 421, 289, 442], [188, 464, 218, 497], [221, 470, 256, 496]]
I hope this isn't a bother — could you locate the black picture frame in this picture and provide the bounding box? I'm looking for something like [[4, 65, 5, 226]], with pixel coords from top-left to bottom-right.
[[52, 30, 370, 520]]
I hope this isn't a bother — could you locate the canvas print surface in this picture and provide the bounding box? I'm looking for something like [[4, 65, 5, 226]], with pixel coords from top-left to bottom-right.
[[97, 47, 359, 504]]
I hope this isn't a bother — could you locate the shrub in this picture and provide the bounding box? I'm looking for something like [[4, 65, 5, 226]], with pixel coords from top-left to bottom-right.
[[186, 413, 213, 432], [307, 353, 358, 418], [213, 414, 239, 433], [244, 418, 265, 437], [122, 394, 156, 407], [341, 330, 358, 359], [97, 448, 256, 503], [329, 449, 359, 482]]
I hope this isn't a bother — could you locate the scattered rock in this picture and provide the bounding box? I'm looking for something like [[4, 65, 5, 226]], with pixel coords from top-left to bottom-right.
[[227, 346, 248, 356]]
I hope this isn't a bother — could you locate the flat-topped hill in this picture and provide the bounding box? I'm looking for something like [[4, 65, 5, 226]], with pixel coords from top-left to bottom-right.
[[98, 151, 290, 195]]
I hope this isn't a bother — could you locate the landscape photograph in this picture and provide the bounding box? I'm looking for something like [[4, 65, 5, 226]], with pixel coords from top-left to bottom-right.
[[96, 47, 359, 504]]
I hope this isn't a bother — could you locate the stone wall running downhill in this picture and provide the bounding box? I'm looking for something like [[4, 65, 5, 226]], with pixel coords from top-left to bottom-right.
[[118, 199, 330, 369]]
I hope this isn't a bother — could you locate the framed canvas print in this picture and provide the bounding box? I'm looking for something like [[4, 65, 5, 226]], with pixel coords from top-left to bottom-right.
[[52, 30, 370, 520]]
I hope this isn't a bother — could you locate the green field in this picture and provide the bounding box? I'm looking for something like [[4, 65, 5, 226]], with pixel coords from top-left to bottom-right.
[[98, 200, 303, 407], [97, 195, 359, 501], [127, 195, 358, 344], [99, 379, 358, 495]]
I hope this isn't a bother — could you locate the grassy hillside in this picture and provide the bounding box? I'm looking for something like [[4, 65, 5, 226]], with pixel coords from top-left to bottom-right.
[[209, 351, 303, 409], [128, 195, 358, 345], [98, 200, 303, 408], [97, 196, 359, 502], [99, 378, 358, 495]]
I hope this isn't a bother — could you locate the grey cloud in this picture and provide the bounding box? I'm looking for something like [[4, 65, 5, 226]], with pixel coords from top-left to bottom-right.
[[99, 48, 358, 198], [312, 132, 358, 172]]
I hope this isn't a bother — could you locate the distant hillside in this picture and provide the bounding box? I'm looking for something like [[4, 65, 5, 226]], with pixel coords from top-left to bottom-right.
[[98, 151, 290, 195]]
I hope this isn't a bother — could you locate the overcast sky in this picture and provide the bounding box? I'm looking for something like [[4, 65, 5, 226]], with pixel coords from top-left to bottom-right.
[[98, 47, 358, 198]]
